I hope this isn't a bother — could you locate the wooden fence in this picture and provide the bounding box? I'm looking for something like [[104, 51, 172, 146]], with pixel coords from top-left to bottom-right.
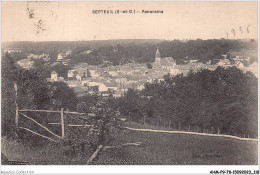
[[16, 108, 95, 142], [127, 112, 256, 139]]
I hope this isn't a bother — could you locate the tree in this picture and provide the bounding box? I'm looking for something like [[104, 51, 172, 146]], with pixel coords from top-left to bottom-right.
[[1, 53, 19, 136], [146, 63, 153, 69], [117, 66, 258, 137], [48, 82, 78, 110]]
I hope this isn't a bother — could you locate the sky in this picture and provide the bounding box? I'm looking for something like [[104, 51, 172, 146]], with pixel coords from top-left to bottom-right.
[[1, 1, 258, 42]]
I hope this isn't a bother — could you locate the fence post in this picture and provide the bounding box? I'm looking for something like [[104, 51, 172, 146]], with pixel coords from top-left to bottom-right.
[[168, 120, 171, 128], [61, 108, 65, 139], [218, 128, 220, 135], [143, 116, 146, 126], [188, 125, 190, 132], [179, 122, 181, 130], [211, 126, 213, 134], [14, 82, 19, 130]]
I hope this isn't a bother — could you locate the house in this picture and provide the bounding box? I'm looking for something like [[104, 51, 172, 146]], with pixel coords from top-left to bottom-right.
[[17, 59, 35, 70], [119, 83, 133, 92], [81, 50, 93, 55], [113, 91, 125, 98], [27, 53, 50, 62], [68, 70, 78, 80], [4, 48, 21, 53], [186, 62, 204, 72], [172, 65, 190, 76], [115, 77, 128, 84], [51, 71, 58, 81], [204, 65, 217, 71], [132, 71, 145, 76], [76, 74, 83, 82], [235, 61, 245, 69], [57, 53, 64, 61], [81, 77, 90, 86], [65, 50, 72, 56], [47, 71, 64, 82], [246, 62, 258, 77], [189, 60, 198, 63], [217, 58, 231, 67], [98, 83, 109, 92], [108, 70, 118, 77], [42, 54, 51, 62], [101, 71, 112, 78], [128, 77, 140, 83], [137, 84, 145, 90], [104, 82, 118, 91], [87, 80, 107, 92], [88, 66, 99, 78], [66, 80, 79, 87]]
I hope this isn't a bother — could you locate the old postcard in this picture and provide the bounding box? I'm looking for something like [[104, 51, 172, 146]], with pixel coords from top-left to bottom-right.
[[1, 1, 258, 174]]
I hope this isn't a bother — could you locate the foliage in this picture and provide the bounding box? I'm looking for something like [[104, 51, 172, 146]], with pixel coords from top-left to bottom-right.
[[117, 67, 258, 137], [1, 53, 78, 138], [3, 39, 257, 66], [60, 96, 122, 157]]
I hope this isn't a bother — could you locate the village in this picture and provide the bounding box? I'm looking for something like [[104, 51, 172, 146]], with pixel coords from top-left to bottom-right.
[[6, 46, 257, 98], [42, 47, 258, 98]]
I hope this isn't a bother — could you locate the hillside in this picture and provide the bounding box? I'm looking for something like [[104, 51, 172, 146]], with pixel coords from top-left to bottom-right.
[[2, 127, 257, 165], [93, 129, 257, 165]]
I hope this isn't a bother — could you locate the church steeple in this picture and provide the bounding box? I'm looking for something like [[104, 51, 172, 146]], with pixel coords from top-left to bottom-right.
[[153, 47, 161, 68], [155, 47, 161, 58]]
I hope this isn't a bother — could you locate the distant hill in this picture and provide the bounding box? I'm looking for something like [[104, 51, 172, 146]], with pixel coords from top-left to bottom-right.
[[2, 39, 165, 50], [2, 39, 257, 66]]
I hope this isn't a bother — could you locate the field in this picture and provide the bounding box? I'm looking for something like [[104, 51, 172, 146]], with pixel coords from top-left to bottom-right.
[[93, 129, 258, 165], [2, 126, 257, 165]]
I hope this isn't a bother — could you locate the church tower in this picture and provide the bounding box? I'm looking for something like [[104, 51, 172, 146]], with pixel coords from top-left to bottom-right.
[[153, 47, 161, 68], [155, 47, 161, 59]]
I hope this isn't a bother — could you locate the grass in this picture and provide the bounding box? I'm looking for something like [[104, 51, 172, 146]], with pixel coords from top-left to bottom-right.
[[1, 124, 258, 165], [1, 137, 94, 165], [93, 128, 258, 165]]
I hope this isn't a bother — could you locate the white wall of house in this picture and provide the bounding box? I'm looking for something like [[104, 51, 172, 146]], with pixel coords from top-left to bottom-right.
[[51, 72, 58, 81], [57, 54, 63, 60], [99, 84, 109, 92], [89, 70, 99, 78]]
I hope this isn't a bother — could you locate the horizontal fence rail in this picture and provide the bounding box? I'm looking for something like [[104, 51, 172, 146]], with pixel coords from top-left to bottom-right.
[[19, 109, 96, 116], [47, 123, 94, 127], [17, 108, 96, 142]]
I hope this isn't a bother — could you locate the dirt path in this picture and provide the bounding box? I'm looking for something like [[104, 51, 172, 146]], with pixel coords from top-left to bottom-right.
[[125, 127, 258, 142]]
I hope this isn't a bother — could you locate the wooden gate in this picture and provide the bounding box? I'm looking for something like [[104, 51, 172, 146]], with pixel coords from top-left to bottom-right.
[[17, 108, 95, 142]]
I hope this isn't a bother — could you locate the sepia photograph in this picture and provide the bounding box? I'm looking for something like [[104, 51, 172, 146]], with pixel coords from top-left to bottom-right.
[[1, 1, 258, 174]]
